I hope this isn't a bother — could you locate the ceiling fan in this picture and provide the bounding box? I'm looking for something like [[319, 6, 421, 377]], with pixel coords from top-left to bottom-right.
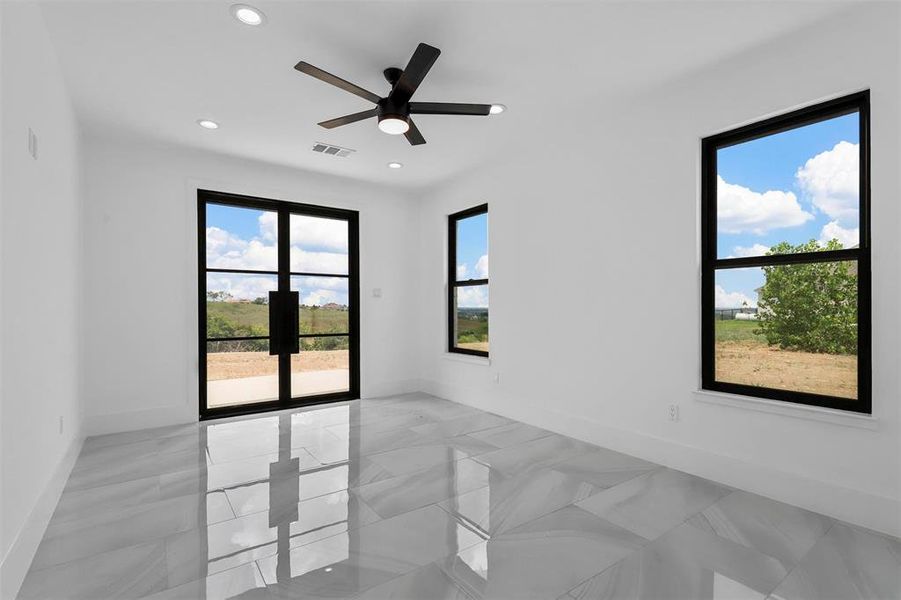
[[294, 43, 496, 146]]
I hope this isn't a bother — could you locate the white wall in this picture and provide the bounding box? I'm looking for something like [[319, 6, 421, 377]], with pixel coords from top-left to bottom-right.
[[0, 2, 85, 596], [416, 4, 901, 536], [81, 136, 420, 434]]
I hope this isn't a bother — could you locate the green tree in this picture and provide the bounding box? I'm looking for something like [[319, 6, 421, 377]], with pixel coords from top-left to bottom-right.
[[755, 239, 857, 355]]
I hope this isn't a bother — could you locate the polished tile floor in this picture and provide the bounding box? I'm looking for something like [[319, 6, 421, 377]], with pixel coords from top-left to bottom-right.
[[19, 393, 901, 599]]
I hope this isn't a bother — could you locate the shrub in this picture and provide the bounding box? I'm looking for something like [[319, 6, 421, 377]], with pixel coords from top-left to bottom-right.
[[755, 239, 857, 355]]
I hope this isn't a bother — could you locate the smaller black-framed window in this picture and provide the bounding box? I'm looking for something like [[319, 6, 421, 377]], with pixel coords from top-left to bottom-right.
[[701, 91, 871, 414], [448, 204, 489, 357]]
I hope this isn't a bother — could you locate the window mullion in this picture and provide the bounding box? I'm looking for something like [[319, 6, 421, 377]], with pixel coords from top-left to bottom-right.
[[714, 248, 861, 270]]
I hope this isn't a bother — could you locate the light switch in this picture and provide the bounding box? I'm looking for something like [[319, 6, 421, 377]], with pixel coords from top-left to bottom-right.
[[27, 127, 38, 160]]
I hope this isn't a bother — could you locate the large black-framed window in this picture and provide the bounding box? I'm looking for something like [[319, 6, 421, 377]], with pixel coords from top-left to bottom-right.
[[448, 204, 489, 357], [701, 91, 871, 413], [198, 189, 360, 420]]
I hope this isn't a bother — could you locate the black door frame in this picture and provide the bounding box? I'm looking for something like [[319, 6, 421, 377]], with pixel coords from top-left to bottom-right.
[[198, 189, 361, 420]]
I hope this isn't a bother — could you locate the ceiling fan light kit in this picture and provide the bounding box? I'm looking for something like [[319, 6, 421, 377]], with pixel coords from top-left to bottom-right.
[[377, 116, 409, 135], [294, 42, 501, 146], [377, 96, 411, 135]]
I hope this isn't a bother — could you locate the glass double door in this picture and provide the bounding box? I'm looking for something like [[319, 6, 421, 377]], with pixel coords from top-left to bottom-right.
[[199, 190, 359, 418]]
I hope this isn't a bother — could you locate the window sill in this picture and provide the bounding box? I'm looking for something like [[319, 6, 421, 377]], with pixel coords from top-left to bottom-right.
[[693, 389, 878, 430], [443, 352, 491, 366]]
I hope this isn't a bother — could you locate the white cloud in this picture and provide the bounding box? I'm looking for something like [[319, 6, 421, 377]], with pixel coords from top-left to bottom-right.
[[796, 141, 859, 225], [289, 247, 348, 274], [260, 212, 348, 252], [301, 289, 339, 306], [819, 220, 859, 248], [715, 284, 756, 308], [207, 224, 347, 274], [457, 263, 468, 279], [717, 176, 813, 235], [731, 244, 770, 258], [206, 226, 246, 256], [259, 212, 277, 241], [296, 277, 347, 291], [207, 215, 350, 302], [294, 277, 349, 306], [207, 272, 348, 306], [206, 227, 279, 271], [206, 274, 275, 301], [457, 285, 488, 308], [474, 254, 489, 279]]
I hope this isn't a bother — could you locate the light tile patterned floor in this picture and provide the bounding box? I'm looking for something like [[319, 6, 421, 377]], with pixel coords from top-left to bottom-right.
[[18, 393, 901, 599]]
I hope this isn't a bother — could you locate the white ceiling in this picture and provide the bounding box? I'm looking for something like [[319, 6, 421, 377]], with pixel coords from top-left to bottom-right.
[[39, 1, 850, 188]]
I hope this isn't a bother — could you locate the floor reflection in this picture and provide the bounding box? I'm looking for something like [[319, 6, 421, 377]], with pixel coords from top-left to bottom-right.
[[193, 403, 481, 599], [19, 395, 900, 600]]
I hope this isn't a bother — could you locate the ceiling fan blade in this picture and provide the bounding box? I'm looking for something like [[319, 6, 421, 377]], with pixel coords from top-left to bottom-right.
[[318, 108, 378, 129], [404, 118, 426, 145], [390, 43, 441, 105], [409, 102, 491, 116], [294, 61, 381, 104]]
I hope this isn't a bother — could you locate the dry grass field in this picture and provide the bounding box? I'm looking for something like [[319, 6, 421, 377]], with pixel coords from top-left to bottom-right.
[[716, 341, 857, 398], [208, 350, 349, 381], [458, 341, 489, 352], [715, 320, 856, 399]]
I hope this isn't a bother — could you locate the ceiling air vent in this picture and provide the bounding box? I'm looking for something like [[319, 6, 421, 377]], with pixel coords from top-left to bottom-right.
[[312, 142, 355, 158]]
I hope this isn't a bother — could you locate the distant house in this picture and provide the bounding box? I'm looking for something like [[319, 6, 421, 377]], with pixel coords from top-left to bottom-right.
[[321, 302, 348, 311]]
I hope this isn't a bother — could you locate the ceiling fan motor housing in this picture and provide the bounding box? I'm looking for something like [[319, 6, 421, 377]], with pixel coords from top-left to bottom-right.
[[377, 97, 409, 125], [383, 67, 404, 86]]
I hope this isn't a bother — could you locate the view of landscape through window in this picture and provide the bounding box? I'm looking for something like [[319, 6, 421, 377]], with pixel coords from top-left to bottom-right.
[[453, 210, 489, 353], [714, 111, 860, 399], [205, 204, 350, 407]]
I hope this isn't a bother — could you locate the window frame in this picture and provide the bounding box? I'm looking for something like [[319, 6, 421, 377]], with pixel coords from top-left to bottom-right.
[[701, 91, 871, 414], [448, 203, 489, 357], [198, 189, 361, 420]]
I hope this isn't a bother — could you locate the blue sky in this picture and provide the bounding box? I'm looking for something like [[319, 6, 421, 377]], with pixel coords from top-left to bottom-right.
[[206, 204, 490, 308], [455, 212, 489, 308], [205, 205, 350, 305], [207, 204, 263, 241], [456, 213, 488, 280], [715, 112, 860, 308]]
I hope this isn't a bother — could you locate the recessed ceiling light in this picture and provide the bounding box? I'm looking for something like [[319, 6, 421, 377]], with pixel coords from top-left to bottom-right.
[[230, 4, 266, 26], [489, 104, 506, 115], [387, 162, 403, 169], [197, 119, 220, 130]]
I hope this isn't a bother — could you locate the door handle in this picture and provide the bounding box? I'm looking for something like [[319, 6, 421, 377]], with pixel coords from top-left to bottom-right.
[[268, 291, 281, 355], [285, 291, 300, 354], [268, 290, 300, 355]]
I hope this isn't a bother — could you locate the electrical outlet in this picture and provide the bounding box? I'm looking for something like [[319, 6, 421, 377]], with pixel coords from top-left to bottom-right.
[[668, 404, 680, 422], [59, 416, 64, 434], [372, 288, 382, 298]]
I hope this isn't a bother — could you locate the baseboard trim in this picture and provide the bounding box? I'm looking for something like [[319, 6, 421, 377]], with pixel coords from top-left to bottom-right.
[[85, 379, 423, 436], [420, 379, 901, 538], [0, 434, 84, 599], [86, 404, 195, 436], [362, 378, 422, 399]]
